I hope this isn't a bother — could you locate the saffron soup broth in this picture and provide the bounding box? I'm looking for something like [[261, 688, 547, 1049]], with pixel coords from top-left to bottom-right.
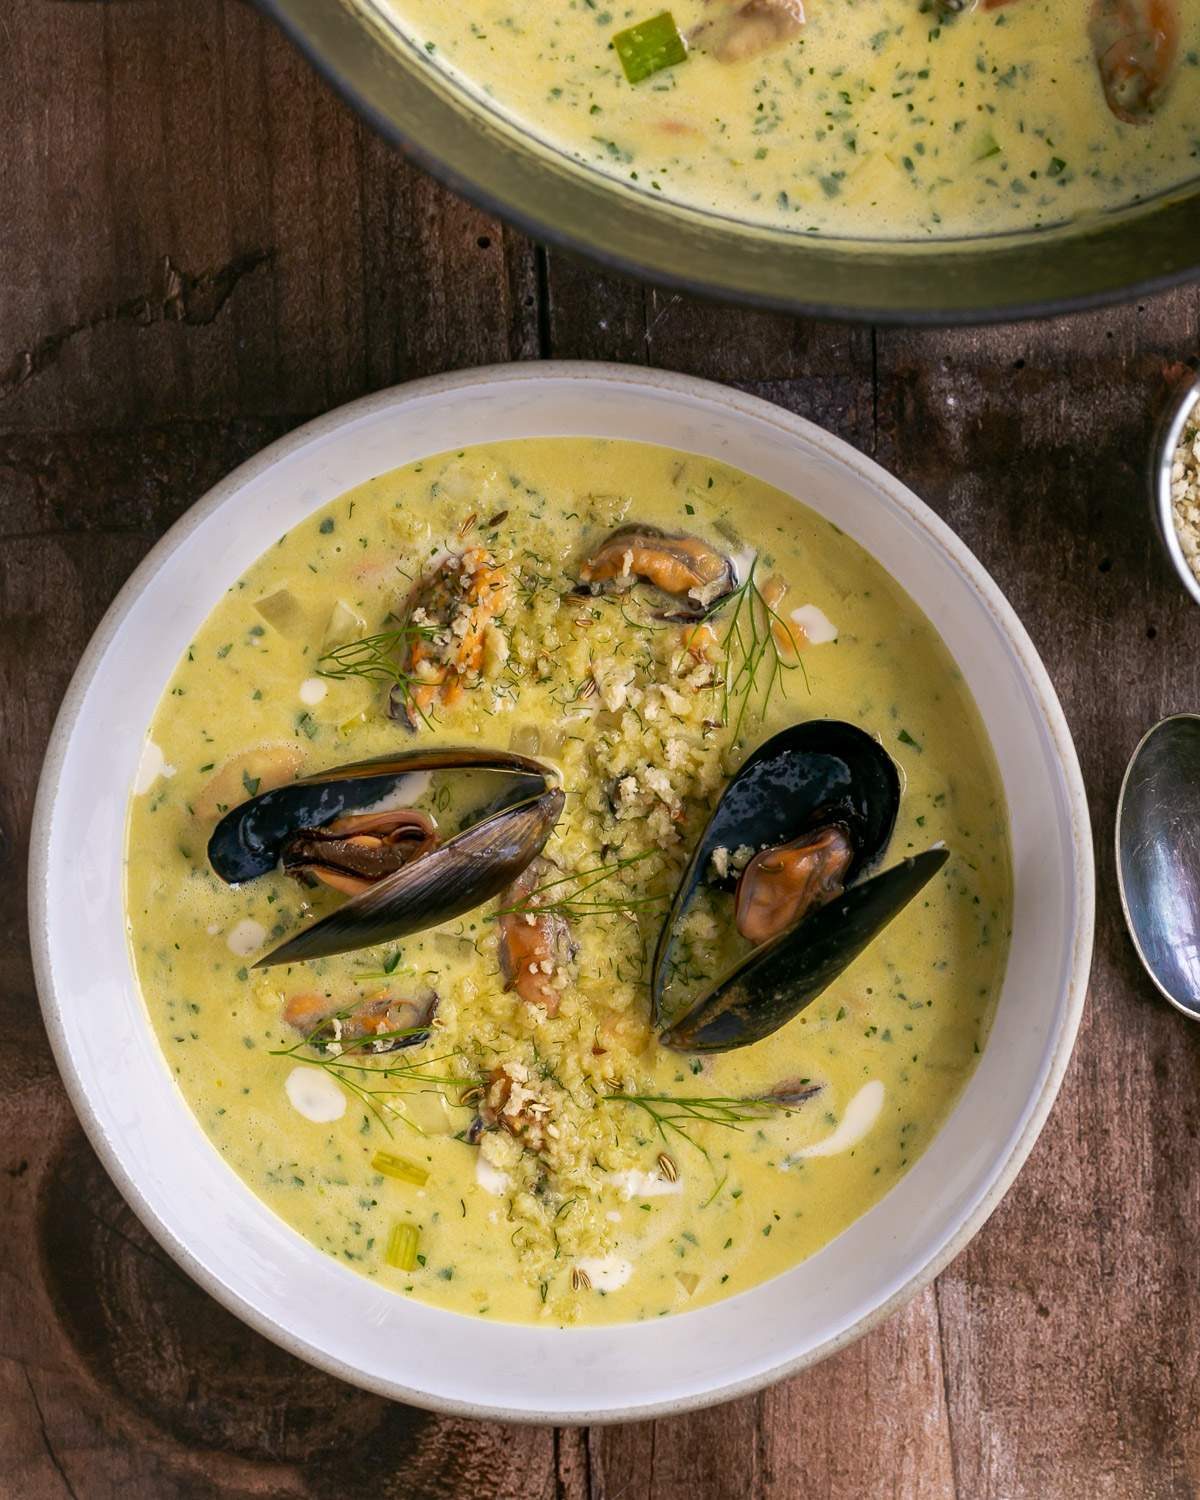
[[125, 437, 1011, 1326], [376, 0, 1200, 239]]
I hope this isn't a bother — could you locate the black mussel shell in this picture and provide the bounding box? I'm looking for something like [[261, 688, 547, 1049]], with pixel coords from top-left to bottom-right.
[[255, 788, 565, 968], [652, 720, 900, 1027], [693, 720, 898, 887], [207, 747, 550, 885], [661, 848, 948, 1052]]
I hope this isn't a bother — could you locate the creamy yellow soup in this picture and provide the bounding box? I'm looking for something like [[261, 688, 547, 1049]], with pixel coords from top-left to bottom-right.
[[126, 438, 1010, 1326], [372, 0, 1200, 238]]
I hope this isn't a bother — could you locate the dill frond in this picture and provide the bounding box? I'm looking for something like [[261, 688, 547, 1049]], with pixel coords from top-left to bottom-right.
[[270, 1010, 474, 1137], [602, 1083, 820, 1160], [316, 621, 439, 722], [705, 557, 810, 741], [317, 624, 432, 682], [492, 848, 669, 919]]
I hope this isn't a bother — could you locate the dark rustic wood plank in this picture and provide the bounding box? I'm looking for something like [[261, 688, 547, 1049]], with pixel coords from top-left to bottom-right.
[[582, 1279, 957, 1498], [756, 1289, 957, 1500], [1, 0, 537, 431]]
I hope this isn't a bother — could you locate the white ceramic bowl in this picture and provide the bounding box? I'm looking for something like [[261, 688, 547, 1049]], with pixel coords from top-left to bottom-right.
[[30, 363, 1093, 1423]]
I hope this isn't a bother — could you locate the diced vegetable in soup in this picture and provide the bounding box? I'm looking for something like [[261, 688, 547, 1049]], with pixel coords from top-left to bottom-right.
[[125, 438, 1011, 1326], [372, 0, 1200, 238]]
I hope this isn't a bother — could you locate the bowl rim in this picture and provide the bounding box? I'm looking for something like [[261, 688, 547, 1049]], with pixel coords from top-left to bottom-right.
[[1152, 370, 1200, 608], [254, 0, 1200, 326], [28, 361, 1095, 1422]]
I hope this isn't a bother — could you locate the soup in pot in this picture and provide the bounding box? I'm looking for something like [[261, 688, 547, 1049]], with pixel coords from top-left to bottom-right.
[[374, 0, 1199, 238]]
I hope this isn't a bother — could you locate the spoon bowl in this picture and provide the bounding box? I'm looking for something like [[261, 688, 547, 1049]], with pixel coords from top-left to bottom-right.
[[1116, 714, 1200, 1019]]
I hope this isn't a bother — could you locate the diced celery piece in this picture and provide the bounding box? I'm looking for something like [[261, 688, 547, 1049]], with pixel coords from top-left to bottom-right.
[[323, 599, 366, 650], [973, 131, 1002, 162], [372, 1151, 430, 1187], [386, 1221, 421, 1271], [613, 12, 688, 85], [253, 588, 309, 639]]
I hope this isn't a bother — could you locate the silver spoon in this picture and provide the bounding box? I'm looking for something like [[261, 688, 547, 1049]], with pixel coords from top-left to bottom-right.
[[1116, 714, 1200, 1019]]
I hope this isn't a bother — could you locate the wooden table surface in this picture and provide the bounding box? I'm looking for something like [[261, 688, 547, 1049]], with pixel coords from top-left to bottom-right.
[[4, 3, 1200, 1496]]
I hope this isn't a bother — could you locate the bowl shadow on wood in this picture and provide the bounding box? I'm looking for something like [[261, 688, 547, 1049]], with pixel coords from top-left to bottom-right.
[[36, 1130, 452, 1471]]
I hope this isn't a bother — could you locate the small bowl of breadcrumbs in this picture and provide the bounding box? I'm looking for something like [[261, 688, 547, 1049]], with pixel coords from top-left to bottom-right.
[[1157, 370, 1200, 608]]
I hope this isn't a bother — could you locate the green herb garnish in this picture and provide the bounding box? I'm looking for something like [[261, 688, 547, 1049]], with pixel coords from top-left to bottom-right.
[[315, 622, 438, 723], [706, 557, 809, 742], [492, 848, 667, 919], [316, 623, 433, 683], [603, 1082, 820, 1159], [270, 1011, 470, 1137]]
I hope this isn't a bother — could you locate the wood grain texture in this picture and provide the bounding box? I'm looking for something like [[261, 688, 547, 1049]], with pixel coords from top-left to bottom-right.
[[3, 1, 1200, 1496]]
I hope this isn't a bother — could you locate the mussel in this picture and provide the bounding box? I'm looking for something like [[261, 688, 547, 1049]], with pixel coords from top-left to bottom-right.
[[497, 857, 579, 1015], [1090, 0, 1178, 123], [283, 988, 438, 1051], [576, 525, 738, 619], [282, 809, 438, 896], [690, 0, 806, 63], [653, 721, 948, 1052], [388, 547, 513, 728], [930, 0, 1179, 124], [207, 748, 563, 967]]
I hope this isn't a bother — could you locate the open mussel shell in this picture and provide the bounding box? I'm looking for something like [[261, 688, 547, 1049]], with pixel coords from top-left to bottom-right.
[[652, 720, 900, 1028], [255, 786, 565, 968], [207, 747, 550, 885], [661, 848, 948, 1052]]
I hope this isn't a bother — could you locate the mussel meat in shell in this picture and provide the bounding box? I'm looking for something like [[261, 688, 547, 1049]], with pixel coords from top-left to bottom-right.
[[653, 720, 948, 1052], [282, 809, 438, 896], [208, 746, 546, 882], [206, 747, 563, 968], [931, 0, 1179, 124], [576, 525, 738, 618], [690, 0, 806, 64], [1090, 0, 1179, 123], [261, 789, 564, 968], [734, 825, 853, 944], [497, 857, 579, 1015], [661, 850, 947, 1052]]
